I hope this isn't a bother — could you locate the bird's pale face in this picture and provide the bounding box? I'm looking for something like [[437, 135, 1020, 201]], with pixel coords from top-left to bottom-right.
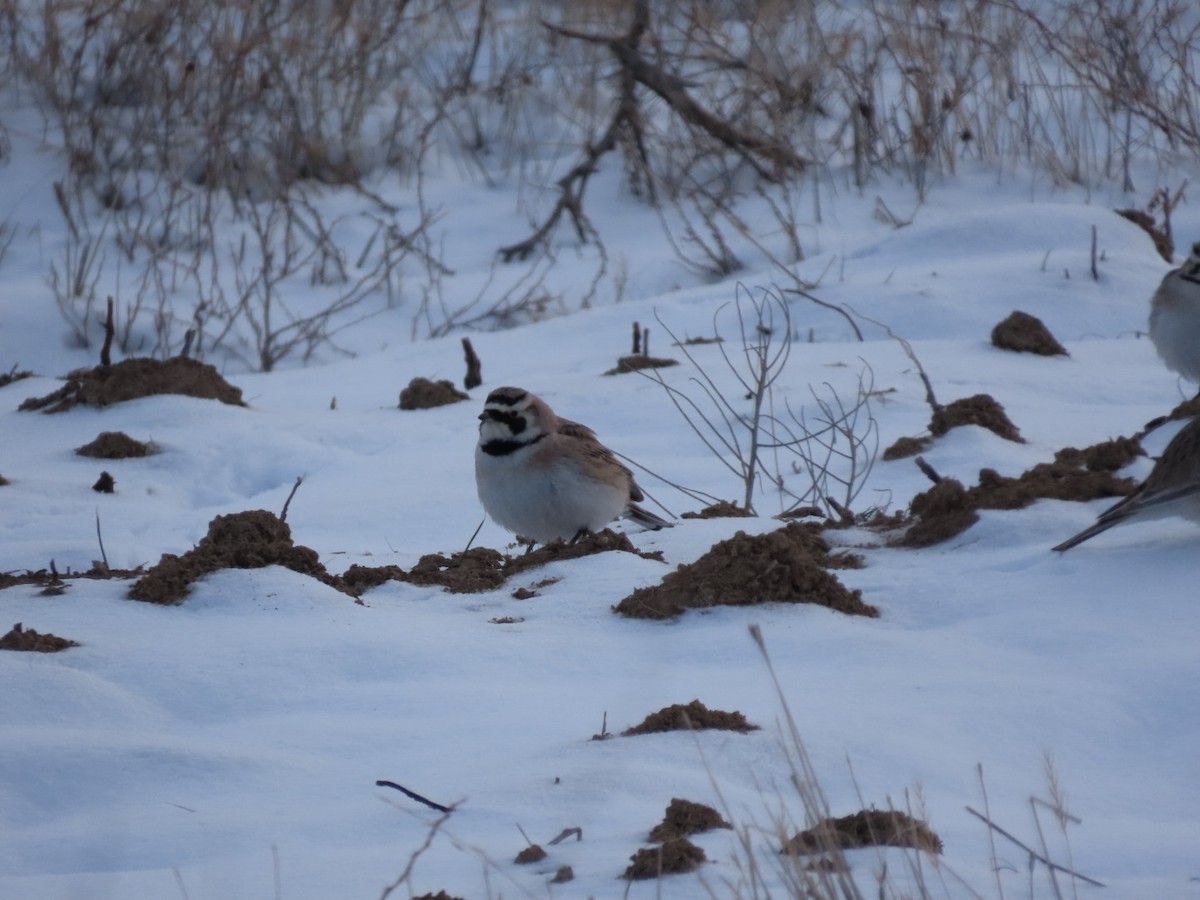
[[477, 387, 549, 452]]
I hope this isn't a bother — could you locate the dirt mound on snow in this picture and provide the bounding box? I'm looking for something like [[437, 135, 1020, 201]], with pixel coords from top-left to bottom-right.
[[20, 357, 245, 413], [614, 522, 874, 620], [129, 510, 339, 604]]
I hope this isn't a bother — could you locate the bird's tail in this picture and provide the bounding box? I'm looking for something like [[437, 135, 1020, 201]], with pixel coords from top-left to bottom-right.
[[1051, 516, 1122, 552], [624, 502, 674, 531]]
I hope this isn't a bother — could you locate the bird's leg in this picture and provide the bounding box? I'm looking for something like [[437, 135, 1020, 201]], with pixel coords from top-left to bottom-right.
[[569, 527, 591, 544]]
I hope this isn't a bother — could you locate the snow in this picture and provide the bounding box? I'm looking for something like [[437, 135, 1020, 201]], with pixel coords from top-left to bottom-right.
[[2, 101, 1200, 900]]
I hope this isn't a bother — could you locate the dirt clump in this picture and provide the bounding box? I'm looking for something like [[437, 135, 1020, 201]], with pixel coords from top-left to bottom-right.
[[20, 357, 245, 413], [76, 431, 156, 459], [892, 435, 1143, 547], [403, 547, 508, 592], [605, 354, 679, 375], [398, 377, 468, 409], [990, 311, 1068, 356], [969, 437, 1141, 510], [622, 837, 706, 879], [615, 522, 873, 620], [894, 478, 979, 547], [411, 893, 465, 900], [514, 844, 547, 864], [648, 798, 731, 842], [882, 434, 933, 460], [930, 393, 1023, 442], [92, 471, 116, 493], [129, 509, 340, 604], [0, 622, 79, 652], [506, 529, 663, 579], [0, 367, 36, 389], [623, 699, 759, 735], [782, 809, 942, 855], [681, 499, 754, 518], [330, 531, 661, 597]]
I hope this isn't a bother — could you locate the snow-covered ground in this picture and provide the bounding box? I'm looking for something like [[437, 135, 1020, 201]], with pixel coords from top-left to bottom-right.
[[2, 88, 1200, 899]]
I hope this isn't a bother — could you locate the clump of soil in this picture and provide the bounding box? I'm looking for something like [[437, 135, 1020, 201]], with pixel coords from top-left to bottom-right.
[[623, 837, 706, 879], [403, 547, 508, 592], [623, 699, 759, 735], [648, 798, 731, 842], [398, 377, 468, 409], [92, 471, 116, 493], [328, 532, 659, 598], [506, 529, 663, 579], [0, 622, 79, 652], [782, 809, 942, 855], [882, 435, 933, 461], [614, 522, 874, 620], [19, 357, 245, 413], [930, 393, 1023, 442], [75, 431, 156, 459], [412, 893, 465, 900], [128, 510, 341, 604], [550, 866, 574, 883], [681, 499, 754, 519], [339, 563, 407, 594], [605, 354, 679, 375], [514, 844, 547, 864], [894, 479, 979, 548], [891, 435, 1142, 547], [969, 437, 1141, 510], [991, 311, 1068, 356], [0, 367, 36, 389], [0, 474, 9, 486]]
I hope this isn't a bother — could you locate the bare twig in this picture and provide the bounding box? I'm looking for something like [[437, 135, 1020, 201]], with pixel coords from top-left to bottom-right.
[[279, 476, 304, 524], [964, 806, 1105, 888], [375, 780, 452, 814]]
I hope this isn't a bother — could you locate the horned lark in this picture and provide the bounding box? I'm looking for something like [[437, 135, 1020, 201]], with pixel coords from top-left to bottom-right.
[[1053, 416, 1200, 551], [475, 386, 672, 544], [1149, 241, 1200, 384]]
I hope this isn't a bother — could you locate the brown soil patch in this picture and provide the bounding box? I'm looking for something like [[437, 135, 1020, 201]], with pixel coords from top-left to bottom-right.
[[128, 510, 341, 604], [614, 522, 873, 620], [339, 563, 407, 594], [514, 844, 547, 864], [681, 499, 754, 519], [892, 436, 1141, 547], [969, 437, 1141, 510], [76, 431, 156, 459], [0, 367, 36, 389], [623, 837, 706, 879], [604, 355, 679, 375], [403, 547, 508, 592], [648, 798, 731, 842], [0, 474, 9, 486], [19, 357, 245, 413], [92, 471, 116, 493], [990, 311, 1068, 356], [894, 479, 978, 547], [0, 623, 79, 652], [930, 393, 1023, 442], [398, 377, 468, 409], [782, 809, 942, 855], [882, 435, 932, 460], [506, 529, 664, 578], [623, 699, 759, 735], [332, 532, 658, 597], [550, 866, 574, 883], [412, 893, 465, 900]]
